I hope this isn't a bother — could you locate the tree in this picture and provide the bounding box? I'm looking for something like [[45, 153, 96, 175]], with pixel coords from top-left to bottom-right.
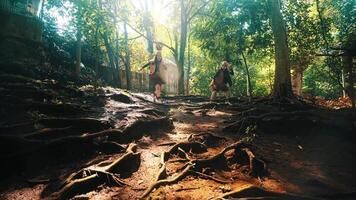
[[75, 23, 82, 77], [192, 0, 272, 97], [284, 0, 319, 96], [124, 21, 132, 90], [268, 0, 293, 98]]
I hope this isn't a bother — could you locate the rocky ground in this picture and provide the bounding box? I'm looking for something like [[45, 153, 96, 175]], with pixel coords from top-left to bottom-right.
[[0, 73, 356, 200]]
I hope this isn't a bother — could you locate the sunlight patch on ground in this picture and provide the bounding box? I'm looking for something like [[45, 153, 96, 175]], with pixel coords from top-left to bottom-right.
[[167, 131, 190, 141], [207, 110, 232, 117]]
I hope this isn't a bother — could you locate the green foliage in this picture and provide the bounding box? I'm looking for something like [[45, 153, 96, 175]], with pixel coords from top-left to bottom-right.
[[39, 0, 354, 99], [304, 61, 343, 99], [283, 0, 320, 71], [191, 0, 273, 96]]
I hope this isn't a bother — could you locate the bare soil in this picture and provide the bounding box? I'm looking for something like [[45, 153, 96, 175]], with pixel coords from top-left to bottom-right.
[[1, 74, 356, 200]]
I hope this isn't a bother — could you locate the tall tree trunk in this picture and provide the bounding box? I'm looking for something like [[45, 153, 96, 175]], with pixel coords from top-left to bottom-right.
[[341, 69, 346, 98], [178, 0, 187, 95], [103, 32, 120, 87], [174, 32, 179, 63], [144, 0, 154, 54], [112, 32, 120, 88], [143, 0, 154, 92], [291, 69, 303, 96], [98, 0, 120, 87], [186, 29, 191, 95], [95, 24, 100, 85], [113, 1, 122, 88], [241, 51, 252, 97], [40, 0, 45, 19], [315, 0, 329, 49], [268, 0, 293, 98], [344, 54, 354, 108], [75, 29, 81, 78], [124, 22, 132, 90]]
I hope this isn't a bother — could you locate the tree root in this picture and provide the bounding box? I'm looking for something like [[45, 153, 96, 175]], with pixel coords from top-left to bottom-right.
[[140, 108, 165, 117], [24, 126, 73, 140], [223, 111, 319, 133], [188, 132, 228, 147], [141, 164, 193, 198], [189, 170, 231, 184], [115, 117, 173, 143], [240, 148, 267, 177], [141, 141, 266, 199], [0, 122, 36, 135], [47, 143, 140, 200], [164, 141, 208, 161], [1, 115, 172, 176], [108, 92, 133, 104], [37, 117, 112, 132], [156, 153, 168, 181]]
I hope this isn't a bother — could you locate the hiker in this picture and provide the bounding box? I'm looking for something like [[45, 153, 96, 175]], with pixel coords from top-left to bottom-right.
[[141, 44, 167, 101], [210, 59, 234, 100]]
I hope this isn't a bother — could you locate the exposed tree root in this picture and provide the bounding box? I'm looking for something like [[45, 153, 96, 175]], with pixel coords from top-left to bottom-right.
[[141, 164, 193, 198], [108, 92, 134, 103], [189, 170, 231, 184], [47, 144, 140, 200], [223, 111, 320, 133], [164, 141, 208, 161], [37, 117, 112, 132], [114, 117, 173, 143], [240, 148, 268, 177], [24, 126, 74, 140], [0, 115, 172, 178], [157, 142, 176, 146], [0, 122, 36, 135], [140, 108, 165, 117], [142, 141, 267, 199], [188, 132, 228, 147], [155, 153, 168, 181]]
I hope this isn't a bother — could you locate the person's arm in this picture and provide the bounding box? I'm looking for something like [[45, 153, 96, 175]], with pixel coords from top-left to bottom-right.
[[139, 62, 150, 71], [213, 70, 220, 79], [227, 63, 234, 75], [229, 68, 234, 75], [140, 61, 154, 71]]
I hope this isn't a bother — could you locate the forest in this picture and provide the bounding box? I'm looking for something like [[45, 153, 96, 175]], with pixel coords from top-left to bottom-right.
[[0, 0, 355, 199]]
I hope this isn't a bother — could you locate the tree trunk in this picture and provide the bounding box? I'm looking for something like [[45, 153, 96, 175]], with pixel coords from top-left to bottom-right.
[[103, 32, 120, 87], [291, 69, 303, 96], [99, 0, 120, 87], [143, 0, 154, 92], [241, 51, 252, 97], [124, 22, 132, 90], [75, 29, 81, 78], [268, 0, 293, 98], [341, 69, 346, 98], [343, 54, 355, 108], [95, 24, 99, 78], [174, 32, 179, 63], [144, 0, 154, 54], [40, 0, 45, 19], [178, 0, 187, 95], [186, 26, 191, 95]]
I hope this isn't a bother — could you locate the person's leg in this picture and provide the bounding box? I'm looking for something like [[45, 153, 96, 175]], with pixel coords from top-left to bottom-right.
[[223, 85, 230, 99], [210, 90, 217, 100], [155, 84, 161, 99], [224, 91, 229, 99]]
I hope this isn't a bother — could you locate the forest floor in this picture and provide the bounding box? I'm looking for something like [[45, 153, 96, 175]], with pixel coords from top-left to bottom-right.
[[0, 73, 356, 200]]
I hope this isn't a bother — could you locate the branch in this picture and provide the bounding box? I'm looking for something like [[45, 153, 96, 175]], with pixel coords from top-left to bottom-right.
[[188, 0, 213, 22], [315, 53, 343, 57], [123, 20, 176, 54]]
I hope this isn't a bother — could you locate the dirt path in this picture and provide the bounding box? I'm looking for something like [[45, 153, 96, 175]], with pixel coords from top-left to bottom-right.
[[1, 76, 356, 200]]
